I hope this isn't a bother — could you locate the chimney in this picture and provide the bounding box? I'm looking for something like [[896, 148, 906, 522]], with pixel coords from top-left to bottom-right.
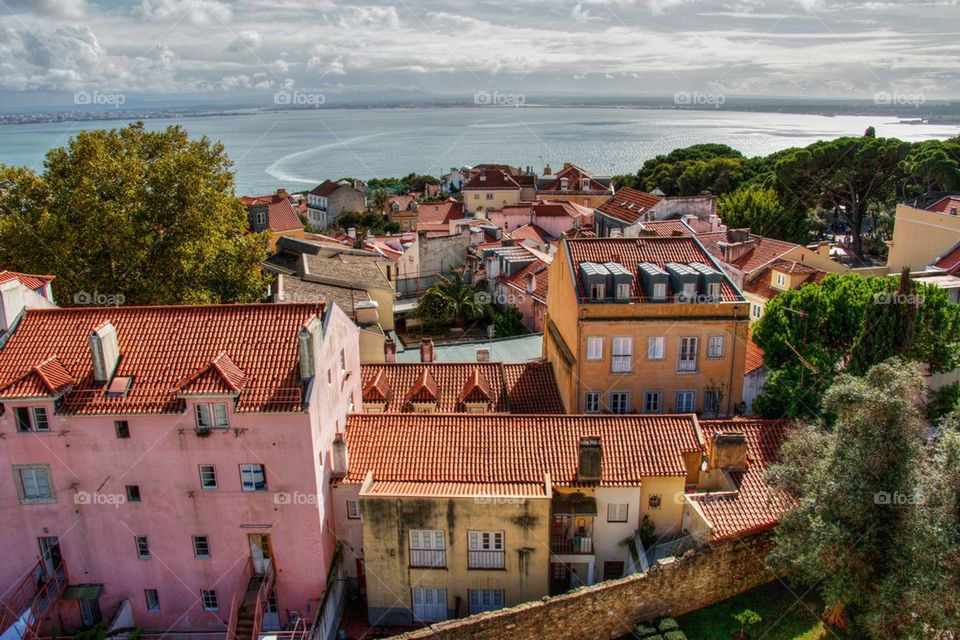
[[718, 230, 756, 265], [0, 279, 25, 332], [707, 431, 748, 471], [563, 162, 572, 169], [298, 316, 322, 379], [475, 346, 491, 362], [527, 273, 537, 294], [88, 321, 120, 384], [347, 227, 357, 239], [384, 336, 397, 362], [543, 165, 552, 176], [577, 436, 602, 483], [276, 188, 290, 199], [331, 433, 348, 478], [419, 338, 435, 363]]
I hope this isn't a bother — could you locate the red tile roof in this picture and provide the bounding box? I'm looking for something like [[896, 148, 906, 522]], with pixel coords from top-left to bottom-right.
[[501, 258, 549, 302], [596, 188, 663, 224], [0, 357, 74, 399], [697, 231, 799, 274], [932, 240, 960, 274], [509, 223, 551, 245], [463, 170, 522, 191], [0, 304, 324, 414], [178, 351, 247, 395], [744, 337, 765, 374], [565, 237, 741, 302], [638, 220, 694, 237], [691, 420, 793, 541], [460, 368, 493, 403], [405, 367, 439, 404], [0, 270, 55, 291], [344, 413, 704, 489], [742, 260, 826, 300], [538, 164, 610, 194], [359, 361, 563, 413], [416, 199, 463, 226], [364, 481, 548, 497], [241, 193, 303, 232], [309, 180, 346, 197], [926, 195, 960, 214]]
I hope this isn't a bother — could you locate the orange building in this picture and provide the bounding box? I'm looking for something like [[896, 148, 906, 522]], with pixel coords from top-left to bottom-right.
[[543, 236, 749, 416]]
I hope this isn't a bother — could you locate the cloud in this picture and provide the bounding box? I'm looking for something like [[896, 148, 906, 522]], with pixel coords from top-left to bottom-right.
[[226, 30, 263, 53], [4, 0, 87, 20], [139, 0, 232, 25]]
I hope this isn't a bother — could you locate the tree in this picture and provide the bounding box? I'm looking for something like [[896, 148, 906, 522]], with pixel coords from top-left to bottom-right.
[[0, 123, 269, 305], [415, 272, 492, 328], [635, 144, 749, 196], [732, 609, 761, 639], [848, 268, 918, 375], [767, 361, 960, 638], [773, 133, 910, 260], [370, 188, 388, 214], [717, 185, 810, 244], [491, 305, 526, 338], [899, 139, 960, 200]]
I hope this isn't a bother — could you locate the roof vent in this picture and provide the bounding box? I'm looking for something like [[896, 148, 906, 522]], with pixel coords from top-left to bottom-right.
[[88, 322, 119, 384]]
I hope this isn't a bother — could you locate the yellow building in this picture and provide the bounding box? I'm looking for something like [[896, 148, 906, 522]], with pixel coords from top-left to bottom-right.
[[462, 167, 535, 216], [886, 197, 960, 274], [544, 236, 750, 416]]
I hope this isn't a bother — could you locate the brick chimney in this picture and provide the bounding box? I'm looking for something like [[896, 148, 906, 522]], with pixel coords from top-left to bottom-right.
[[384, 336, 397, 363], [419, 338, 435, 363], [577, 436, 602, 483], [717, 230, 756, 265], [707, 431, 748, 471], [276, 188, 290, 199]]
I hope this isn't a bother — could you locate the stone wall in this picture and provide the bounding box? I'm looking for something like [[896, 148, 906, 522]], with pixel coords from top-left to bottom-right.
[[390, 534, 775, 640]]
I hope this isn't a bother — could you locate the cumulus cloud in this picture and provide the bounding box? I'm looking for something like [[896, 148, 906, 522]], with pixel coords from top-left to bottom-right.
[[139, 0, 232, 25], [226, 30, 263, 53]]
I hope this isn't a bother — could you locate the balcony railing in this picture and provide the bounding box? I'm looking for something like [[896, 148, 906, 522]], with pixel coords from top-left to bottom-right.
[[0, 558, 68, 640], [468, 550, 505, 569], [550, 536, 594, 555], [678, 359, 697, 372], [409, 549, 446, 569], [611, 355, 632, 373]]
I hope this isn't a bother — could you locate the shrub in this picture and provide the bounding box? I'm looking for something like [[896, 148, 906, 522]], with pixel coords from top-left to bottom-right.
[[657, 617, 679, 632]]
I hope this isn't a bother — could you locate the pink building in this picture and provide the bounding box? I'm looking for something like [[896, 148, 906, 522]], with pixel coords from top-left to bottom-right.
[[486, 201, 592, 239], [0, 300, 360, 638]]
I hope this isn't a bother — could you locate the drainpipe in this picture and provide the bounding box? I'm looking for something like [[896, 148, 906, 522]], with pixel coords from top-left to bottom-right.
[[726, 307, 740, 416]]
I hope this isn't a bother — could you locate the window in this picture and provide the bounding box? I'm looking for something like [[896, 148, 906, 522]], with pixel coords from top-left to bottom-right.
[[681, 282, 697, 302], [586, 336, 604, 361], [603, 561, 625, 581], [751, 304, 762, 319], [704, 389, 721, 414], [678, 337, 698, 372], [126, 485, 142, 502], [609, 391, 630, 414], [136, 536, 150, 560], [647, 336, 665, 360], [409, 529, 446, 568], [339, 350, 346, 377], [346, 500, 360, 519], [589, 283, 605, 300], [473, 193, 479, 200], [195, 403, 228, 429], [145, 590, 160, 612], [776, 272, 786, 287], [256, 211, 266, 226], [584, 392, 600, 413], [193, 536, 210, 558], [675, 391, 696, 413], [652, 282, 667, 300], [468, 531, 505, 569], [485, 193, 494, 200], [707, 282, 721, 299], [643, 391, 662, 414], [115, 420, 130, 439], [707, 335, 724, 359], [240, 464, 267, 491], [611, 337, 632, 373], [201, 589, 219, 611], [199, 465, 218, 490], [15, 407, 49, 432], [607, 503, 628, 523], [15, 465, 53, 503], [615, 282, 631, 300], [468, 589, 505, 614]]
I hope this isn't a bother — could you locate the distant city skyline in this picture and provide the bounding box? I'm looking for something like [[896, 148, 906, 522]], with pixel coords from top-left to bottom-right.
[[1, 0, 958, 110]]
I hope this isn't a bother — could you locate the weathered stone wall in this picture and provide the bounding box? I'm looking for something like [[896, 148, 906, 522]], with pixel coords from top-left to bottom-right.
[[390, 534, 775, 640]]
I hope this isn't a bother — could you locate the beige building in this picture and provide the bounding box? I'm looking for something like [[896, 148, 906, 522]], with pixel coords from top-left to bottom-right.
[[886, 197, 960, 274], [543, 236, 750, 416]]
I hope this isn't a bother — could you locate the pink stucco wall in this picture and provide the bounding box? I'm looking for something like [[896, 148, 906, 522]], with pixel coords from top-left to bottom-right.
[[0, 304, 361, 634]]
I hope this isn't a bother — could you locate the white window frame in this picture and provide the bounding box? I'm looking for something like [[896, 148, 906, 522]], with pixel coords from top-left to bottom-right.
[[411, 588, 447, 623], [707, 282, 721, 299], [15, 406, 50, 432], [681, 282, 697, 301], [136, 536, 150, 560], [647, 336, 665, 360], [707, 335, 724, 359], [584, 391, 601, 413], [615, 282, 631, 300], [586, 336, 604, 361], [776, 272, 786, 287], [409, 529, 446, 568], [192, 535, 211, 558], [195, 403, 229, 429], [346, 500, 360, 519], [468, 589, 505, 614], [201, 589, 219, 612], [611, 337, 633, 373], [607, 503, 629, 523], [751, 304, 762, 319], [15, 465, 54, 503], [590, 283, 605, 300], [609, 391, 631, 414], [256, 211, 266, 226], [704, 388, 721, 414], [468, 531, 505, 569], [643, 391, 662, 414], [240, 464, 267, 492], [199, 465, 218, 490], [678, 337, 698, 372], [675, 390, 696, 413], [652, 282, 667, 300]]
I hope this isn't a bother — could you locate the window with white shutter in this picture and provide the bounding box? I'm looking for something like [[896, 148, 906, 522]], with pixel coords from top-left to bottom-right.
[[647, 336, 665, 360], [607, 503, 629, 522], [611, 337, 632, 373], [409, 530, 445, 568], [586, 336, 604, 361]]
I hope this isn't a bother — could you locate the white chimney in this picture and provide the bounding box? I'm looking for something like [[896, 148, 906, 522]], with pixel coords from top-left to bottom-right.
[[89, 322, 119, 383], [527, 273, 537, 295], [298, 316, 323, 379], [420, 338, 435, 363], [347, 227, 357, 239], [0, 279, 25, 332], [475, 347, 491, 362]]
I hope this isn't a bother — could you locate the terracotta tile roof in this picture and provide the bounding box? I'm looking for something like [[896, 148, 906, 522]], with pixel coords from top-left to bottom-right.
[[359, 361, 563, 413], [691, 420, 793, 541], [364, 481, 547, 497], [932, 240, 960, 274], [0, 357, 74, 399], [926, 195, 960, 214], [388, 194, 416, 212], [309, 180, 348, 197], [344, 413, 703, 489], [0, 270, 55, 292], [742, 260, 826, 301], [178, 351, 246, 395], [463, 170, 522, 191], [565, 237, 742, 302], [416, 199, 463, 226], [638, 220, 693, 237], [460, 368, 493, 403], [744, 337, 765, 374], [531, 201, 591, 219], [241, 193, 303, 232], [538, 164, 611, 194], [0, 304, 324, 414], [501, 259, 549, 302], [697, 231, 799, 275], [405, 368, 439, 404], [509, 224, 551, 245], [596, 188, 663, 224]]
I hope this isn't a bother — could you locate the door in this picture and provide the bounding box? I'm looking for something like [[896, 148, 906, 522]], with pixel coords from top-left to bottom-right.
[[355, 559, 366, 595], [79, 597, 101, 629], [549, 563, 571, 595], [248, 534, 272, 575], [38, 537, 64, 580], [262, 591, 280, 630], [411, 588, 446, 623]]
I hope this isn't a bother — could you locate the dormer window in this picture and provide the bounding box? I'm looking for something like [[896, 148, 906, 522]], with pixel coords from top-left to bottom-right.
[[707, 282, 721, 299], [590, 283, 605, 299], [775, 272, 787, 288], [653, 283, 666, 300], [195, 403, 229, 430], [560, 178, 569, 191], [256, 211, 266, 226], [15, 406, 50, 432], [616, 283, 631, 300], [581, 179, 590, 190]]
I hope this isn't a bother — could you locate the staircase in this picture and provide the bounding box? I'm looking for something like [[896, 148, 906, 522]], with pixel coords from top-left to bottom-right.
[[228, 563, 275, 640], [0, 558, 68, 640], [233, 576, 264, 640]]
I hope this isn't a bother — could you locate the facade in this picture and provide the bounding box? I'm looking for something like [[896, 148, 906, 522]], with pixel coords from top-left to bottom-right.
[[536, 164, 613, 208], [306, 180, 366, 229], [0, 301, 361, 637], [886, 197, 960, 274], [492, 250, 551, 333], [543, 236, 749, 416], [387, 195, 418, 231], [241, 190, 306, 251], [333, 413, 788, 625], [594, 188, 664, 237]]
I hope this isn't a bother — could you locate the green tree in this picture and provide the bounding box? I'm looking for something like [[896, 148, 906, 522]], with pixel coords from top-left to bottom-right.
[[717, 185, 810, 243], [491, 305, 526, 337], [370, 188, 389, 214], [636, 144, 749, 196], [767, 361, 960, 638], [899, 139, 960, 200], [415, 272, 493, 328], [0, 123, 269, 305], [848, 268, 918, 375]]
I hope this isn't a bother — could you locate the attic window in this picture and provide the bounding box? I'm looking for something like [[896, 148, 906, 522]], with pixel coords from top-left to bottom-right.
[[106, 376, 133, 398]]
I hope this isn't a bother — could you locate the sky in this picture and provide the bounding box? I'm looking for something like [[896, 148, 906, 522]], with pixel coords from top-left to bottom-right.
[[0, 0, 958, 109]]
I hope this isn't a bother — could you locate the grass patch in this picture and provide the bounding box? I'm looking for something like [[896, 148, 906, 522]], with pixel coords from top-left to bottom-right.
[[675, 581, 826, 640]]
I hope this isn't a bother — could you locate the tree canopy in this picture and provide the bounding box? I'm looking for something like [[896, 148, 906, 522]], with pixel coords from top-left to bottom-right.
[[0, 123, 269, 305]]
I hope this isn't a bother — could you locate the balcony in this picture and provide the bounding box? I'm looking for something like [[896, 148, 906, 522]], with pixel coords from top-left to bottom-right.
[[550, 535, 594, 555], [409, 549, 446, 569], [468, 550, 505, 569]]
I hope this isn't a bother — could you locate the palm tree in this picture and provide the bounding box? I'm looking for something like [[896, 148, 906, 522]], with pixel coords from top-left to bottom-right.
[[370, 188, 388, 215], [416, 271, 493, 327]]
